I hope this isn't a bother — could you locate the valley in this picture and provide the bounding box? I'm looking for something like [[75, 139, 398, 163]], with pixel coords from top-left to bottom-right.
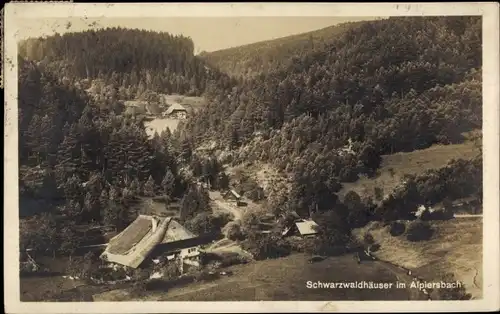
[[16, 15, 483, 303]]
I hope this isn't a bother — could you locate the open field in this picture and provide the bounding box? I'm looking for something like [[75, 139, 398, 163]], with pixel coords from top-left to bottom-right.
[[352, 217, 482, 299], [339, 141, 479, 201], [93, 253, 425, 301], [143, 94, 206, 137], [21, 275, 86, 301], [161, 94, 206, 111], [144, 118, 180, 137]]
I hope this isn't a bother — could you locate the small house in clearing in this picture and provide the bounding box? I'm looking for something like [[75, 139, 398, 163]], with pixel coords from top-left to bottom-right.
[[282, 219, 320, 238], [223, 189, 246, 206], [100, 215, 212, 272], [223, 189, 241, 201], [164, 103, 188, 119]]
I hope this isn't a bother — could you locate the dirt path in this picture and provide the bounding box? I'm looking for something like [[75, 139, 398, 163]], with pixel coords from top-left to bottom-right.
[[375, 260, 429, 300], [453, 214, 483, 218], [212, 200, 243, 220], [208, 191, 244, 220]]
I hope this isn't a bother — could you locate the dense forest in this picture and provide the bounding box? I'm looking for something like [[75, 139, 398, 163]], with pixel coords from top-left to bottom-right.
[[18, 55, 216, 256], [200, 20, 367, 78], [184, 16, 482, 219], [18, 28, 234, 99]]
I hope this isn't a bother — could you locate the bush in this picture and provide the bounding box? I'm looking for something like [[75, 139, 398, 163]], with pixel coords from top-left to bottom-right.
[[389, 221, 406, 236], [246, 186, 265, 202], [194, 270, 220, 282], [202, 251, 249, 268], [242, 233, 291, 260], [363, 233, 375, 245], [152, 196, 170, 203], [374, 187, 384, 201], [436, 273, 472, 300], [222, 221, 244, 241], [406, 220, 434, 242], [144, 278, 169, 291], [286, 237, 316, 254], [433, 209, 454, 220], [185, 212, 231, 235], [129, 268, 150, 282], [368, 243, 381, 252], [419, 208, 433, 221], [66, 252, 99, 279]]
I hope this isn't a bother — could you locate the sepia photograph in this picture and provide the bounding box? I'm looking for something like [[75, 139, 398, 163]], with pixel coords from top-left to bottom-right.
[[3, 2, 499, 313]]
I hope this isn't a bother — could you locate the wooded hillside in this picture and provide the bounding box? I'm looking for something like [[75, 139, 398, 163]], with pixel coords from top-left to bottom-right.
[[200, 20, 366, 78], [18, 27, 232, 98], [183, 16, 482, 219]]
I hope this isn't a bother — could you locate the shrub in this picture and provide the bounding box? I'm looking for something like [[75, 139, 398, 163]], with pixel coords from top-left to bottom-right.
[[242, 233, 291, 260], [161, 261, 182, 280], [436, 273, 472, 300], [185, 212, 231, 235], [406, 220, 434, 242], [152, 196, 169, 203], [129, 268, 150, 282], [222, 221, 244, 241], [202, 251, 249, 268], [374, 187, 384, 201], [144, 278, 169, 291], [430, 209, 454, 220], [246, 186, 265, 202], [363, 232, 375, 245], [419, 208, 433, 221], [286, 237, 316, 253], [368, 243, 381, 252], [389, 221, 406, 236], [194, 270, 220, 282]]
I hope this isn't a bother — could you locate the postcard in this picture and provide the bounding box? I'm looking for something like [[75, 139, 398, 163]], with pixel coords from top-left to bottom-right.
[[3, 2, 499, 313]]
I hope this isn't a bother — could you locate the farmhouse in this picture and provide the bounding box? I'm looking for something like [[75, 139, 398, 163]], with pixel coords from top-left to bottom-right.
[[100, 215, 212, 272], [282, 219, 320, 237], [222, 189, 246, 206], [164, 103, 188, 119], [223, 189, 241, 201]]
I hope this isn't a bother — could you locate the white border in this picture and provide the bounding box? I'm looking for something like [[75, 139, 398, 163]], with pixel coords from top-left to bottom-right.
[[3, 2, 499, 313]]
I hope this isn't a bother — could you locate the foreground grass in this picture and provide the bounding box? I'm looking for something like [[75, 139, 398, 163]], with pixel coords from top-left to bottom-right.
[[352, 217, 482, 299], [93, 253, 413, 301]]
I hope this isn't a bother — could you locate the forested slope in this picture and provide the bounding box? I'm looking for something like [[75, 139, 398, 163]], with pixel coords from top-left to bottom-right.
[[18, 28, 233, 100], [18, 56, 198, 255], [183, 16, 482, 219], [200, 20, 367, 78]]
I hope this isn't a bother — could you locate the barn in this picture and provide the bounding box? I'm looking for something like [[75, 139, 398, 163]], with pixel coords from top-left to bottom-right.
[[100, 215, 214, 272], [164, 103, 188, 119], [282, 219, 320, 238]]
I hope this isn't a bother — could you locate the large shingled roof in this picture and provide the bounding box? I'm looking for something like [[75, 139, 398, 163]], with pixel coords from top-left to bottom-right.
[[166, 103, 187, 115], [100, 215, 196, 268]]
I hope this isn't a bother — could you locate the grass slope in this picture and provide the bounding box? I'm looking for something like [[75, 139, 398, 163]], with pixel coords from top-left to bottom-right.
[[352, 217, 482, 299], [339, 140, 478, 201], [94, 253, 416, 301]]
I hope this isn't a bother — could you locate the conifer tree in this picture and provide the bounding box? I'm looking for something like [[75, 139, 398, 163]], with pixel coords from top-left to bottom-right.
[[143, 175, 156, 197], [161, 167, 175, 197]]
